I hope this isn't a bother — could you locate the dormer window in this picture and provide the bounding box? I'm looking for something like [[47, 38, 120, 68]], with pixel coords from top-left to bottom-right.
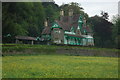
[[54, 30, 61, 33]]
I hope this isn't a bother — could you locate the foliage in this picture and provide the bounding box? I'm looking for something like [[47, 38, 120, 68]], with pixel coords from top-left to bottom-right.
[[2, 2, 118, 49], [112, 16, 120, 48], [42, 2, 60, 23], [2, 2, 45, 43], [2, 2, 60, 43], [88, 15, 113, 48], [60, 2, 89, 19], [101, 11, 109, 20], [2, 55, 118, 78], [2, 44, 119, 56]]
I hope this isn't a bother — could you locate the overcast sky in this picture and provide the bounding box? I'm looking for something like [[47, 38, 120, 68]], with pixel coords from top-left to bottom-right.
[[54, 0, 120, 21]]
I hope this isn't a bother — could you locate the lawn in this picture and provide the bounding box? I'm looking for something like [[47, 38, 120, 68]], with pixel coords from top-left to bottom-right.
[[2, 55, 118, 78]]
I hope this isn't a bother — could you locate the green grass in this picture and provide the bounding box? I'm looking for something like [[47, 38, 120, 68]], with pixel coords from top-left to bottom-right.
[[2, 54, 118, 78]]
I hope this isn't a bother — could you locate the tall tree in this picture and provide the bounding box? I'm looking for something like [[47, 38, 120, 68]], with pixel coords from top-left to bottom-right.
[[88, 15, 113, 48], [2, 2, 46, 43], [42, 2, 60, 23], [101, 11, 109, 20], [60, 2, 88, 19], [112, 15, 120, 48]]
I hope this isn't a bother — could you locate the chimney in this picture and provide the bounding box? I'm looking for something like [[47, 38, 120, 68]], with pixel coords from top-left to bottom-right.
[[44, 19, 48, 27], [69, 9, 73, 16], [60, 9, 64, 22], [68, 9, 73, 24], [60, 9, 64, 16], [83, 17, 86, 27]]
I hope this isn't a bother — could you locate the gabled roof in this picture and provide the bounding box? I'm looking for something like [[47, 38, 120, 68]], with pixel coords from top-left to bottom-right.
[[15, 36, 36, 41], [82, 26, 92, 33], [55, 20, 70, 31], [41, 26, 51, 35], [61, 14, 80, 23], [41, 22, 53, 35], [41, 14, 92, 35]]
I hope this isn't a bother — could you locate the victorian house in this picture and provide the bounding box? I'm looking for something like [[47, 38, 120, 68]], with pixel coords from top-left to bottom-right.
[[41, 9, 94, 46]]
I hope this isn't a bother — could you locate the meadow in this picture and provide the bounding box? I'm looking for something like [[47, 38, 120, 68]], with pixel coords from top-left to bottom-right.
[[2, 54, 118, 78]]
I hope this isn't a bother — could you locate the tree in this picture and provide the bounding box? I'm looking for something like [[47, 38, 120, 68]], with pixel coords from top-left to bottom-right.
[[42, 2, 60, 23], [2, 2, 46, 43], [101, 11, 109, 20], [112, 15, 120, 48], [88, 15, 113, 48], [27, 2, 45, 37], [60, 2, 88, 19]]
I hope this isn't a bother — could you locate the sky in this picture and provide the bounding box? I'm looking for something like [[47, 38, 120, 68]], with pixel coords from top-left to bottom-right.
[[54, 0, 120, 21]]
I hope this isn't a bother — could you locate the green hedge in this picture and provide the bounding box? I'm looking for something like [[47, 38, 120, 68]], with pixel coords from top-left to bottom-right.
[[2, 44, 119, 56]]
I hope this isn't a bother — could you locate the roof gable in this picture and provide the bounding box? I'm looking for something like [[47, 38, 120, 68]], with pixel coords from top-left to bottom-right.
[[51, 22, 61, 29], [41, 14, 93, 35]]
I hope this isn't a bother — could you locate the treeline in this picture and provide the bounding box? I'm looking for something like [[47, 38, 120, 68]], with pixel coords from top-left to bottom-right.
[[2, 2, 60, 43], [2, 2, 119, 48], [2, 2, 59, 37]]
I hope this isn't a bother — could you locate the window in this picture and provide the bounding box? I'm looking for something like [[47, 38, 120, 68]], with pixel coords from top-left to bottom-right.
[[88, 39, 91, 42], [54, 30, 61, 33], [54, 39, 61, 44]]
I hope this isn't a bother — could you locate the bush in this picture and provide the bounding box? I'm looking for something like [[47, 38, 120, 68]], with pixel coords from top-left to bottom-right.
[[2, 44, 119, 57]]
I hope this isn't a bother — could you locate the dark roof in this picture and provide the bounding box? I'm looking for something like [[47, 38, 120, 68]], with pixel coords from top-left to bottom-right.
[[42, 14, 92, 34], [15, 36, 36, 41], [66, 34, 84, 38], [41, 26, 51, 35], [56, 20, 70, 31], [41, 22, 53, 35], [84, 26, 92, 33], [62, 14, 80, 23]]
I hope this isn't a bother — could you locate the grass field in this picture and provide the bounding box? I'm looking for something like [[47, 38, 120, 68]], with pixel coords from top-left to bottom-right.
[[2, 54, 118, 78]]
